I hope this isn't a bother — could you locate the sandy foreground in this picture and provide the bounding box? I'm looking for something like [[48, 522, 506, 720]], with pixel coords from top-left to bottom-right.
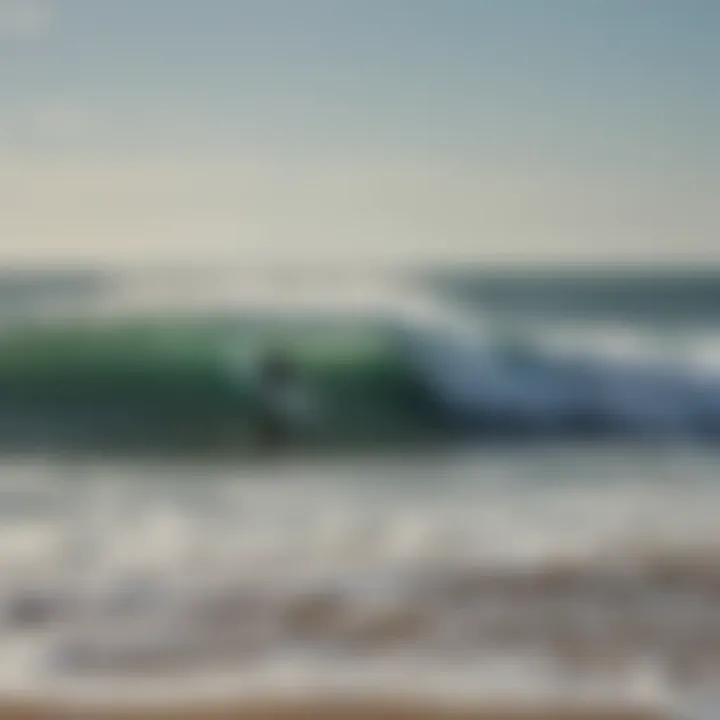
[[0, 698, 670, 720]]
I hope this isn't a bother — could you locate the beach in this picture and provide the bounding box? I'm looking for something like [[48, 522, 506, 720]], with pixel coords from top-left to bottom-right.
[[0, 699, 668, 720]]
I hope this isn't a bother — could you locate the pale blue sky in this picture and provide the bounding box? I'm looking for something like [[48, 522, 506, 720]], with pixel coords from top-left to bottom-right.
[[1, 0, 718, 265]]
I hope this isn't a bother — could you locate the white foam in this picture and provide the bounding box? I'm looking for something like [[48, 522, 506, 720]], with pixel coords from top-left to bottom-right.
[[0, 449, 717, 704]]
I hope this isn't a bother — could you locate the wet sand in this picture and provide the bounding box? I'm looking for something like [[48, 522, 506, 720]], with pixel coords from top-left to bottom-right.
[[0, 699, 668, 720]]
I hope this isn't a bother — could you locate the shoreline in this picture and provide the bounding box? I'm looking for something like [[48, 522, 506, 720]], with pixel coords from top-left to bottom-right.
[[0, 699, 669, 720]]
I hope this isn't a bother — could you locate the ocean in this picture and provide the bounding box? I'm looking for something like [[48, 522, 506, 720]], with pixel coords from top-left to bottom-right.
[[0, 265, 718, 717]]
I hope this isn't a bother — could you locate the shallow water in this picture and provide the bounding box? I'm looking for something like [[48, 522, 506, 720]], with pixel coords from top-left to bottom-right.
[[0, 444, 718, 708]]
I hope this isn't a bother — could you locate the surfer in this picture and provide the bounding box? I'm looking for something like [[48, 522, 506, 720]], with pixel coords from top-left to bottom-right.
[[252, 347, 311, 448]]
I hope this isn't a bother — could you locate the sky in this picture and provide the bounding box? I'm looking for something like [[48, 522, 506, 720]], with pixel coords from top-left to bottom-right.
[[0, 0, 718, 267]]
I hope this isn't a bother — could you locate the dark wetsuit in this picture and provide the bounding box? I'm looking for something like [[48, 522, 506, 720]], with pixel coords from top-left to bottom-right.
[[253, 352, 298, 447]]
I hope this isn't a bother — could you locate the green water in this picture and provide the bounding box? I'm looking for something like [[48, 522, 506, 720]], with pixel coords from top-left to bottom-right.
[[0, 314, 442, 451]]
